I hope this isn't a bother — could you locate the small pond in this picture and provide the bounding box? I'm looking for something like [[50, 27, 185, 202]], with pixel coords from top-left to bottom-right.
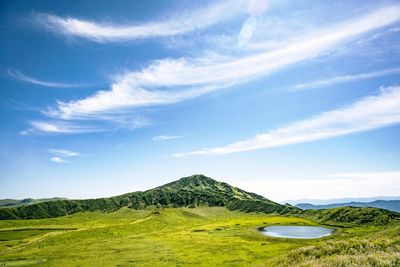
[[259, 225, 333, 239]]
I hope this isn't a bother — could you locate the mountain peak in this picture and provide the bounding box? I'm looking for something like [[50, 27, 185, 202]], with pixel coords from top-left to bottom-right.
[[179, 174, 216, 183], [175, 174, 217, 186], [153, 174, 220, 191]]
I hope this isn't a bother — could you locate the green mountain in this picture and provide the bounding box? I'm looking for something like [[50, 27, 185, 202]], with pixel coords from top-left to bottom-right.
[[0, 175, 294, 220]]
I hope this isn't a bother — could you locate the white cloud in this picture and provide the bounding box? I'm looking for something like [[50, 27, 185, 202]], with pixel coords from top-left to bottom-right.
[[152, 135, 183, 141], [49, 149, 80, 157], [290, 67, 400, 91], [26, 114, 148, 134], [44, 5, 400, 122], [30, 121, 102, 134], [234, 171, 400, 202], [34, 0, 247, 42], [174, 86, 400, 156], [49, 149, 80, 163], [50, 157, 68, 163], [7, 69, 87, 88]]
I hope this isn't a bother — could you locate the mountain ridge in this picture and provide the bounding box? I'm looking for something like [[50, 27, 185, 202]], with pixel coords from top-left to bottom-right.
[[0, 175, 293, 220]]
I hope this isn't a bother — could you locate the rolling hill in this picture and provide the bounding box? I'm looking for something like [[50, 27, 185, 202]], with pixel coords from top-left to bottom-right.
[[296, 200, 400, 213]]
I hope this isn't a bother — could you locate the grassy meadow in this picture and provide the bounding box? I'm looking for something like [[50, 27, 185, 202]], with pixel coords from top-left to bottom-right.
[[1, 207, 399, 266]]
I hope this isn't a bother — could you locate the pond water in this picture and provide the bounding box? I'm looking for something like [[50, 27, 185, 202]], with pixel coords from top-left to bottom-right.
[[259, 225, 333, 239]]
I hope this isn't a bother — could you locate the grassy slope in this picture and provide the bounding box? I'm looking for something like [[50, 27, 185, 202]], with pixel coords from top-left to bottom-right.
[[272, 224, 400, 266], [0, 207, 399, 267]]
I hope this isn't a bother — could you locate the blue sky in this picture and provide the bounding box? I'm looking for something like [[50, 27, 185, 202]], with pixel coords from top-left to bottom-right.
[[1, 0, 400, 201]]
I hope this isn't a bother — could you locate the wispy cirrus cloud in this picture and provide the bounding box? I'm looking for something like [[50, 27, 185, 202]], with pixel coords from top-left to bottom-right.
[[152, 135, 183, 141], [41, 5, 400, 123], [49, 148, 81, 163], [290, 67, 400, 91], [174, 86, 400, 156], [26, 115, 149, 134], [7, 69, 88, 88], [50, 157, 68, 163], [30, 121, 102, 134], [49, 149, 80, 157], [34, 0, 247, 42]]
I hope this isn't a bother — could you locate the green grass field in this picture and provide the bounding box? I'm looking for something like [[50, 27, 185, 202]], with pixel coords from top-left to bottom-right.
[[1, 207, 399, 266]]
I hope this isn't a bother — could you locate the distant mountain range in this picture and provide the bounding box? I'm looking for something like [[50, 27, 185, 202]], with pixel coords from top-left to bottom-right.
[[296, 200, 400, 213], [284, 196, 400, 206]]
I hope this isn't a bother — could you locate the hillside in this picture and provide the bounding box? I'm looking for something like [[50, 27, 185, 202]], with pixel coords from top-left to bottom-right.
[[0, 175, 293, 220], [303, 206, 400, 226], [0, 198, 67, 208], [296, 200, 400, 213]]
